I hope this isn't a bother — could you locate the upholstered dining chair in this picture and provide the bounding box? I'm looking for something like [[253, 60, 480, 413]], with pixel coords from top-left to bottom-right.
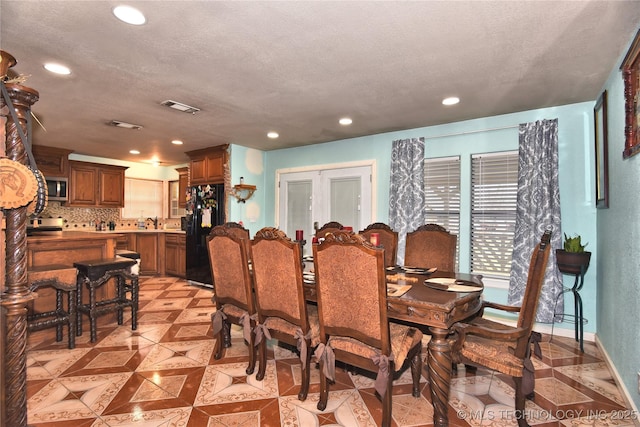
[[312, 231, 423, 427], [249, 227, 320, 400], [404, 223, 456, 271], [315, 221, 343, 238], [359, 222, 399, 268], [207, 224, 256, 374], [450, 229, 552, 427]]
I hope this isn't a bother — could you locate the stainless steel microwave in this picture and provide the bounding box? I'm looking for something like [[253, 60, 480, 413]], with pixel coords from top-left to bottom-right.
[[45, 178, 68, 201]]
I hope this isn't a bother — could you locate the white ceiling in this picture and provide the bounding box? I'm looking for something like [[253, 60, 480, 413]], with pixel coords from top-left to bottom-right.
[[2, 1, 640, 166]]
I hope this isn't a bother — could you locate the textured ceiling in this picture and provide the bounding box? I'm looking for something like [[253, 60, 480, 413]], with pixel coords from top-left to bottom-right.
[[2, 1, 640, 166]]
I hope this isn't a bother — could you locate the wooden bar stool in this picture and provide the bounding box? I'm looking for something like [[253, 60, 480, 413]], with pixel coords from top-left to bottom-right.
[[115, 249, 141, 276], [27, 264, 78, 349], [74, 258, 139, 342]]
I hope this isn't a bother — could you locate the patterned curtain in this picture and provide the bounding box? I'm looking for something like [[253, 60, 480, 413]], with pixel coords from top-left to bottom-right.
[[507, 119, 563, 323], [388, 137, 425, 265]]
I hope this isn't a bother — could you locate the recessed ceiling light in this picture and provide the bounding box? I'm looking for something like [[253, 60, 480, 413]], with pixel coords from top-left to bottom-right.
[[171, 139, 183, 145], [113, 5, 146, 25], [129, 150, 140, 155], [442, 97, 460, 106], [43, 63, 71, 75], [267, 132, 279, 139], [339, 117, 353, 125]]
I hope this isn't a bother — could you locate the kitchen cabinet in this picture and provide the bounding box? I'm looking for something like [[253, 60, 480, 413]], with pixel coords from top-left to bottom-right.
[[67, 161, 127, 207], [130, 233, 160, 275], [32, 145, 73, 177], [176, 167, 188, 208], [115, 233, 132, 251], [165, 233, 186, 277], [185, 145, 228, 185]]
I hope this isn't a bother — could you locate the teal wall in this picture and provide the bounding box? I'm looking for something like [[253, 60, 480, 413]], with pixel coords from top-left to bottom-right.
[[228, 145, 267, 236], [255, 102, 596, 335], [596, 31, 640, 409]]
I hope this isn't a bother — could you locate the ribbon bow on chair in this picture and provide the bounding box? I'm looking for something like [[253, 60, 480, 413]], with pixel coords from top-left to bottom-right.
[[253, 320, 272, 346], [372, 353, 395, 398], [314, 343, 336, 382], [294, 328, 312, 370], [211, 309, 228, 336]]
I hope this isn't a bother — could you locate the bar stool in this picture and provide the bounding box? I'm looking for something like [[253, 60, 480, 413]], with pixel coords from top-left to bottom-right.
[[27, 264, 78, 349], [74, 258, 139, 342], [116, 249, 141, 275]]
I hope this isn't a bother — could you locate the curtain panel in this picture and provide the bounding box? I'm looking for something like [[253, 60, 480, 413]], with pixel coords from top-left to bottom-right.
[[388, 137, 426, 265], [508, 119, 563, 323]]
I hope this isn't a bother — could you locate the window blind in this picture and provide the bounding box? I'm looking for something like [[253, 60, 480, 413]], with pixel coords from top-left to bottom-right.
[[424, 156, 460, 236], [424, 156, 460, 267], [470, 151, 518, 277], [122, 178, 163, 219]]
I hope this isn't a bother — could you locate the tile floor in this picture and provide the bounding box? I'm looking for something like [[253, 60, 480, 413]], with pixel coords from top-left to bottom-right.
[[25, 276, 638, 427]]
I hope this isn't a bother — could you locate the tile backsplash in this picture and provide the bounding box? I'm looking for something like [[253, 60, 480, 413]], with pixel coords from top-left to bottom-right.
[[38, 202, 181, 230]]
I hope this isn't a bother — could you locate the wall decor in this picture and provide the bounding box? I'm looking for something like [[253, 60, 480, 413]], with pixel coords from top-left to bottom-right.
[[595, 90, 609, 208], [621, 29, 640, 159]]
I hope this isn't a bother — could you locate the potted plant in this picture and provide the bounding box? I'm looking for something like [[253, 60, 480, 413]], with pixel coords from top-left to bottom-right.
[[556, 233, 591, 275]]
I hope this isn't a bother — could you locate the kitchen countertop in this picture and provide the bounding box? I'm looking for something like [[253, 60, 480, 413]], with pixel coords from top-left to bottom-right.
[[67, 229, 186, 234]]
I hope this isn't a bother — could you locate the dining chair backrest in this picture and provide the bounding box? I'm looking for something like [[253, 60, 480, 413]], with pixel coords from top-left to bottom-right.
[[359, 222, 398, 268], [313, 230, 388, 350], [250, 227, 318, 400], [313, 230, 423, 426], [250, 227, 308, 329], [218, 221, 250, 240], [315, 221, 344, 239], [514, 230, 552, 354], [404, 223, 456, 271], [207, 225, 254, 312]]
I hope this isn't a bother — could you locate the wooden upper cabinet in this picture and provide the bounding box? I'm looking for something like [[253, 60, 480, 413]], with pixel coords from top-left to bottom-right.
[[185, 145, 228, 185], [32, 145, 73, 177], [176, 167, 189, 208], [99, 167, 126, 207], [67, 160, 127, 207]]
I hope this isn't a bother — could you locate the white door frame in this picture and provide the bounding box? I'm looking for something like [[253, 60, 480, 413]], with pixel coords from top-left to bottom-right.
[[275, 160, 377, 230]]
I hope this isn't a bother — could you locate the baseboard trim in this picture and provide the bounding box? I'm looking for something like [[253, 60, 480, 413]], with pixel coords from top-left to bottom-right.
[[594, 334, 640, 421]]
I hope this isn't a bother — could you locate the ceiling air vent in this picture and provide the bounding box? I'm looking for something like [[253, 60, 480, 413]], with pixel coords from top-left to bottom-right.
[[108, 120, 143, 130], [161, 100, 200, 114]]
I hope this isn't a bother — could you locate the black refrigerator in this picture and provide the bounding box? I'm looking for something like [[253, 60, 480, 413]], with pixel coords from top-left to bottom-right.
[[185, 183, 225, 288]]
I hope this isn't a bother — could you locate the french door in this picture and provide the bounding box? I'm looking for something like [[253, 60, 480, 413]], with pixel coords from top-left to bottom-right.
[[277, 164, 373, 248]]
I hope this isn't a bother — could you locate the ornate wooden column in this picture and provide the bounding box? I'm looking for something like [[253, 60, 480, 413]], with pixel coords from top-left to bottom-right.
[[1, 50, 39, 427]]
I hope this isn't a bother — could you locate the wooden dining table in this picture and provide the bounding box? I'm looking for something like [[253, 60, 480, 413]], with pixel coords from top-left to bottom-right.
[[303, 262, 484, 427]]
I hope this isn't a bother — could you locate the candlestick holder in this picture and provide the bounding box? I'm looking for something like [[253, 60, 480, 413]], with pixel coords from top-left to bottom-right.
[[295, 239, 307, 265]]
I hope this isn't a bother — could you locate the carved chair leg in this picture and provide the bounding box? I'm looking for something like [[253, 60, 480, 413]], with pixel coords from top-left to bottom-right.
[[381, 376, 393, 427], [513, 376, 530, 427], [245, 330, 256, 375], [255, 339, 267, 381], [317, 358, 329, 411], [297, 338, 312, 401], [411, 347, 422, 397]]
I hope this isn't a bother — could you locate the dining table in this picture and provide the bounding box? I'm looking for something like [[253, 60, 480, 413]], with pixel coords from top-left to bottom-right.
[[302, 260, 484, 427]]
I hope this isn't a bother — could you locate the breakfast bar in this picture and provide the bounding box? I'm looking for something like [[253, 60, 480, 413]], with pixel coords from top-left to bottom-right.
[[26, 231, 120, 321]]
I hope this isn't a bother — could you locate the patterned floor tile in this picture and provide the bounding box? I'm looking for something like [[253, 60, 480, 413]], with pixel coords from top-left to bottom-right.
[[194, 361, 280, 406], [137, 340, 215, 371], [23, 276, 636, 427], [27, 372, 132, 423]]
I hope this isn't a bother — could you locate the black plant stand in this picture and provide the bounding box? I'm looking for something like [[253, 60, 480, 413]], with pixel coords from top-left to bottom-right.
[[554, 265, 588, 352]]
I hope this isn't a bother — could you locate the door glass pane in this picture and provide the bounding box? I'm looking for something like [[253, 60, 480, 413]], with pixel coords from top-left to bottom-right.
[[286, 180, 312, 239], [329, 177, 360, 231]]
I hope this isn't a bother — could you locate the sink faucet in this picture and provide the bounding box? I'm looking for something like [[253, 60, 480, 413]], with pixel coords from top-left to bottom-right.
[[147, 217, 158, 229]]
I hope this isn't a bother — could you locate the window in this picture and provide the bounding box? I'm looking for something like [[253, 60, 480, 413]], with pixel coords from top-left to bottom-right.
[[424, 156, 460, 236], [122, 178, 164, 219], [470, 151, 518, 278], [424, 156, 461, 265], [168, 180, 183, 218]]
